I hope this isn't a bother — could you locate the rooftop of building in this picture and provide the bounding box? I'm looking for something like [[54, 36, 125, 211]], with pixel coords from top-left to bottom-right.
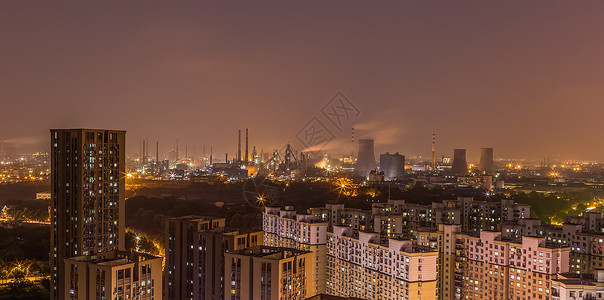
[[50, 128, 127, 133], [168, 215, 223, 222], [229, 246, 311, 260], [307, 294, 365, 300], [216, 227, 264, 235], [65, 250, 161, 267], [554, 272, 599, 286]]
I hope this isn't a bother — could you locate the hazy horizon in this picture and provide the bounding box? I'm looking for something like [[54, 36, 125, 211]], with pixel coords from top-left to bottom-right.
[[2, 1, 603, 161]]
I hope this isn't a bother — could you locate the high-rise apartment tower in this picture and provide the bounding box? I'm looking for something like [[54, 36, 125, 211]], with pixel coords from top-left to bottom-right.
[[50, 129, 126, 300]]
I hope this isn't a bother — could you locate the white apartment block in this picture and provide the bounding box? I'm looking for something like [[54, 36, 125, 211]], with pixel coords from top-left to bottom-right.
[[416, 224, 571, 300], [552, 269, 604, 300], [263, 206, 328, 296], [326, 226, 438, 300]]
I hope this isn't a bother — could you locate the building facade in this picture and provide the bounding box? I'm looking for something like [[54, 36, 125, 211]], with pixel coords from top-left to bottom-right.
[[552, 270, 604, 299], [165, 216, 263, 300], [327, 226, 438, 300], [50, 129, 126, 300], [379, 152, 405, 181], [415, 224, 570, 300], [224, 246, 313, 300], [263, 206, 328, 296], [64, 250, 162, 300]]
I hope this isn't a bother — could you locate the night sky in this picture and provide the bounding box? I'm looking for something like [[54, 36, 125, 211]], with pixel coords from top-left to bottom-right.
[[1, 1, 603, 161]]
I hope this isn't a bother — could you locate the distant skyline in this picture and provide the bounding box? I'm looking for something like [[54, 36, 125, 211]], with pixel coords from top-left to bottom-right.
[[1, 1, 603, 161]]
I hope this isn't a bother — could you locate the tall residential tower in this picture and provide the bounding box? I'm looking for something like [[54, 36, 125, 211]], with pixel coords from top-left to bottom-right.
[[50, 129, 126, 300]]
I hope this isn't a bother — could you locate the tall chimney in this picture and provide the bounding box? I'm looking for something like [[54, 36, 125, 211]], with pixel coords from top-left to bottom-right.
[[237, 130, 241, 162], [431, 129, 436, 169], [142, 139, 145, 164], [139, 138, 142, 163], [245, 128, 249, 163]]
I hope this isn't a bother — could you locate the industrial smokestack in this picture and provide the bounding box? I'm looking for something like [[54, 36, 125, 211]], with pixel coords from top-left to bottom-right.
[[245, 128, 249, 163], [431, 129, 436, 169], [176, 139, 179, 162], [479, 148, 495, 174], [237, 130, 241, 162], [142, 139, 146, 164], [451, 149, 468, 175], [355, 139, 377, 177]]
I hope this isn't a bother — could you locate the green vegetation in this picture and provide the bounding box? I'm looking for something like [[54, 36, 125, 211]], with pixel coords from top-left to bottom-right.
[[509, 191, 601, 223], [0, 198, 49, 222], [125, 194, 265, 235], [0, 279, 50, 300], [124, 228, 164, 256], [0, 226, 49, 261]]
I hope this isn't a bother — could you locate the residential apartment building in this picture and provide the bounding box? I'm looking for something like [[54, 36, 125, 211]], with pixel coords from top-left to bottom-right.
[[263, 206, 327, 296], [50, 129, 126, 300], [262, 197, 532, 300], [305, 197, 529, 239], [502, 212, 604, 274], [307, 203, 372, 231], [415, 224, 571, 300], [326, 226, 438, 300], [224, 246, 313, 300], [165, 216, 263, 300], [552, 269, 604, 299], [64, 250, 162, 300]]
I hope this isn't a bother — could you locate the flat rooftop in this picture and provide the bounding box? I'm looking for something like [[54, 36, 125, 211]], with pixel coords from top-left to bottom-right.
[[230, 246, 310, 259]]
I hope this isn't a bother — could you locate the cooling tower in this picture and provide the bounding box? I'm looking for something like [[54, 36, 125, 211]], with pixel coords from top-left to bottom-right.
[[479, 147, 495, 174], [380, 152, 405, 181], [451, 149, 468, 175], [355, 139, 377, 177]]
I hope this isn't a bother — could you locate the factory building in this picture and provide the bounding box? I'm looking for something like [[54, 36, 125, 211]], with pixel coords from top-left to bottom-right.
[[379, 152, 405, 181]]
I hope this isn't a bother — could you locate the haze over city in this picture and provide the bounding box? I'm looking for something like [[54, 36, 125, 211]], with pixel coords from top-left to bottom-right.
[[2, 1, 604, 161], [3, 2, 604, 300]]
